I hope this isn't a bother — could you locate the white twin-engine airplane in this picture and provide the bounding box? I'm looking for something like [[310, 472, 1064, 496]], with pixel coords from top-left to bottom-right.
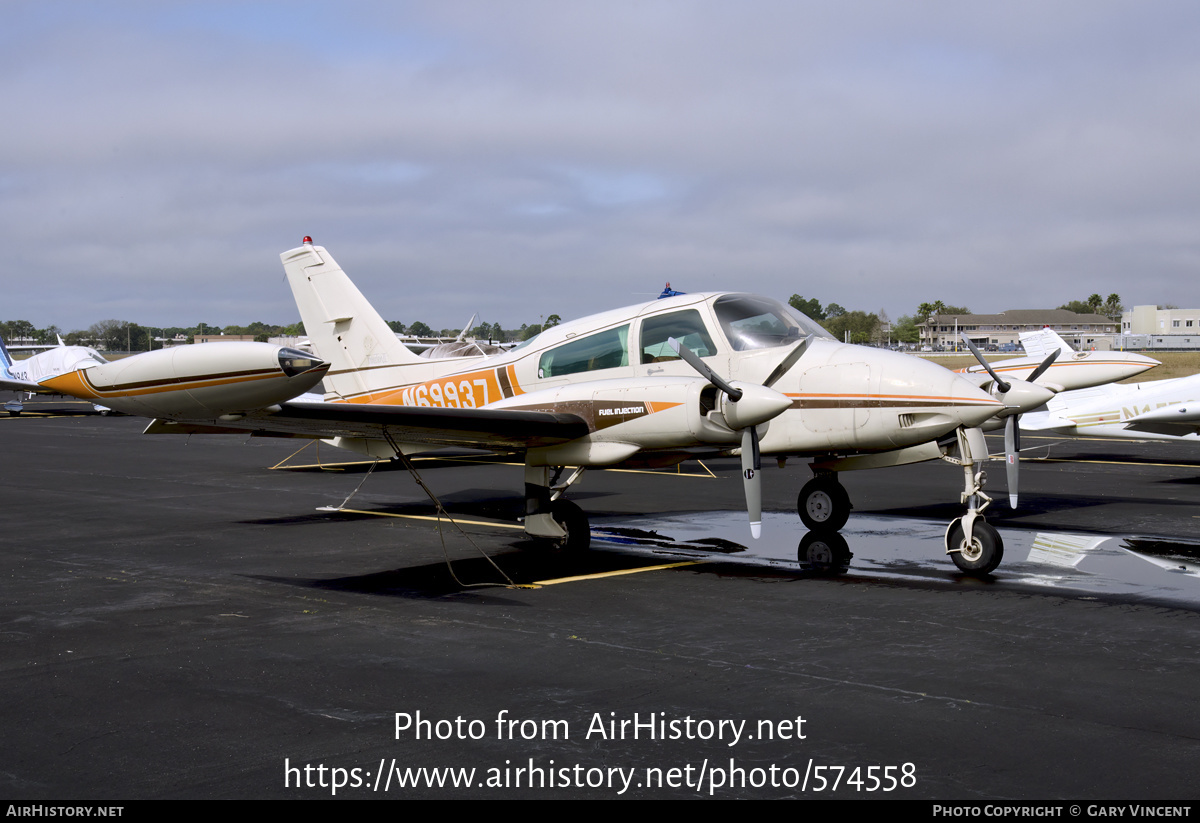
[[1022, 373, 1200, 442], [36, 238, 1096, 576], [955, 327, 1158, 392]]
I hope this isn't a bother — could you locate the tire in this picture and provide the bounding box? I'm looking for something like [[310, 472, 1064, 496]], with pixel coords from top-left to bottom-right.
[[797, 477, 851, 532], [946, 518, 1004, 576], [550, 500, 590, 551]]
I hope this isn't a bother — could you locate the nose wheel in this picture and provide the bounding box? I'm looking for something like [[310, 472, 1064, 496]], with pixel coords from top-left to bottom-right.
[[945, 517, 1003, 575], [797, 475, 851, 532], [940, 427, 1004, 576]]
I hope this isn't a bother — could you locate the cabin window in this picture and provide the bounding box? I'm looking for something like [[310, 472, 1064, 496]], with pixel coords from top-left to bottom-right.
[[639, 310, 718, 363], [538, 325, 629, 378]]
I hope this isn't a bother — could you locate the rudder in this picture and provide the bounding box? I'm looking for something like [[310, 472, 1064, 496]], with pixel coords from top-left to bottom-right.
[[280, 239, 424, 399]]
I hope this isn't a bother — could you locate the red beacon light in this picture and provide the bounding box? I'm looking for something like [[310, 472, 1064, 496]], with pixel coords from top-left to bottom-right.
[[302, 236, 313, 245]]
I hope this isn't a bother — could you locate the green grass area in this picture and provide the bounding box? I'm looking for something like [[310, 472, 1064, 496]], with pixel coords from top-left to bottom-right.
[[918, 351, 1200, 382]]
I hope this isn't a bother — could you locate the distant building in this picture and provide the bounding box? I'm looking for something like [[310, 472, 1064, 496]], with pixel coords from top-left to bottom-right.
[[1122, 306, 1200, 334], [919, 310, 1118, 350], [194, 334, 256, 344], [1117, 306, 1200, 350]]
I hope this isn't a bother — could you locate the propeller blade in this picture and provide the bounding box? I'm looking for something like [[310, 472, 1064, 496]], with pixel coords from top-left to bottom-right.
[[670, 336, 787, 539], [762, 335, 813, 389], [741, 427, 762, 538], [1004, 415, 1019, 508], [1026, 348, 1061, 384], [668, 337, 742, 400], [960, 333, 1010, 393]]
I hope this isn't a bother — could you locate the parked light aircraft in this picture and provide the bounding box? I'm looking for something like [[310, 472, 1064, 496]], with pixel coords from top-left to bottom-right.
[[0, 335, 111, 413], [1022, 373, 1200, 441], [955, 327, 1158, 392], [38, 239, 1075, 576]]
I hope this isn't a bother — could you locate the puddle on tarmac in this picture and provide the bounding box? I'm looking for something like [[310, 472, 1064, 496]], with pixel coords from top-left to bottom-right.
[[590, 512, 1200, 609]]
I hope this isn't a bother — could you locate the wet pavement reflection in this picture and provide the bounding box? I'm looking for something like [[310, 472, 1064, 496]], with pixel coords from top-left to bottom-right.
[[590, 512, 1200, 609]]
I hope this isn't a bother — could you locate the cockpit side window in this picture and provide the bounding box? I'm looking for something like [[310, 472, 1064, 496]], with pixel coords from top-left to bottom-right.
[[639, 309, 718, 363], [538, 325, 629, 378], [714, 294, 830, 350]]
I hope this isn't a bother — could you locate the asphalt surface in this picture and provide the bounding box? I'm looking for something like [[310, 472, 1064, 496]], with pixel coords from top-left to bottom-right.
[[2, 401, 1199, 800]]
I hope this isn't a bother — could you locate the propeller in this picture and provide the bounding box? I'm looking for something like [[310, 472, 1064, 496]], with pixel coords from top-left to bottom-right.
[[960, 334, 1059, 508], [668, 337, 801, 538]]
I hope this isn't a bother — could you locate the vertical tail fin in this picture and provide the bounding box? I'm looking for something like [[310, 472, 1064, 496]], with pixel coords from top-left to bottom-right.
[[0, 334, 14, 376], [280, 240, 424, 399]]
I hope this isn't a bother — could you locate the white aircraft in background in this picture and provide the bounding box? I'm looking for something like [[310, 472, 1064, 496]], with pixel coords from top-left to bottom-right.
[[947, 327, 1160, 508], [956, 327, 1158, 391], [0, 335, 111, 413], [38, 238, 1076, 576], [1022, 374, 1200, 442]]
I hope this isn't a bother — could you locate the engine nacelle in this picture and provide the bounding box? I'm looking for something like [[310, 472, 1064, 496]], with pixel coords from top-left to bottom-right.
[[38, 343, 329, 419], [490, 375, 788, 466]]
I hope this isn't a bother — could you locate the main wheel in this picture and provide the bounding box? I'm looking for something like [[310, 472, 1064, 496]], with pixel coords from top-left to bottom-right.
[[946, 518, 1004, 575], [797, 477, 851, 531], [549, 500, 590, 551]]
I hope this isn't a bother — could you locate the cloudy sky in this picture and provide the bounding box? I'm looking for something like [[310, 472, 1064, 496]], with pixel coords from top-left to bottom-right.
[[4, 1, 1199, 332]]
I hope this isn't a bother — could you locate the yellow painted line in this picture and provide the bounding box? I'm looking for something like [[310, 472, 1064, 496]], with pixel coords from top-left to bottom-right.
[[335, 508, 526, 529], [1028, 457, 1200, 469], [532, 560, 706, 586], [998, 433, 1187, 445], [334, 507, 704, 585], [1, 413, 94, 420]]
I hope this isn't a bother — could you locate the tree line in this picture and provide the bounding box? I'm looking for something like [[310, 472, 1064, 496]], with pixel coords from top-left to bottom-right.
[[788, 293, 1125, 346], [2, 293, 1125, 353], [1, 314, 568, 352]]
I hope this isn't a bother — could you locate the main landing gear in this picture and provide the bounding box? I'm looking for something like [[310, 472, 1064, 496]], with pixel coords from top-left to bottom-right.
[[797, 473, 852, 532], [523, 465, 590, 551]]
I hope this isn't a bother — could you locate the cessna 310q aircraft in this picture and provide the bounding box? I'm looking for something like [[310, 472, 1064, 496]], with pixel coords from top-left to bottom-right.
[[40, 238, 1075, 576]]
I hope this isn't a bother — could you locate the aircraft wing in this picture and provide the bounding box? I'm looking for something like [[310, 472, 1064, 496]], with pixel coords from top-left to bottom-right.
[[0, 376, 48, 393], [1122, 404, 1200, 437], [1015, 411, 1074, 432], [144, 400, 592, 451]]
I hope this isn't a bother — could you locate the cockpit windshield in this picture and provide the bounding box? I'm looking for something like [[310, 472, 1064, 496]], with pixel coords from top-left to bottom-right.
[[713, 294, 833, 350]]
